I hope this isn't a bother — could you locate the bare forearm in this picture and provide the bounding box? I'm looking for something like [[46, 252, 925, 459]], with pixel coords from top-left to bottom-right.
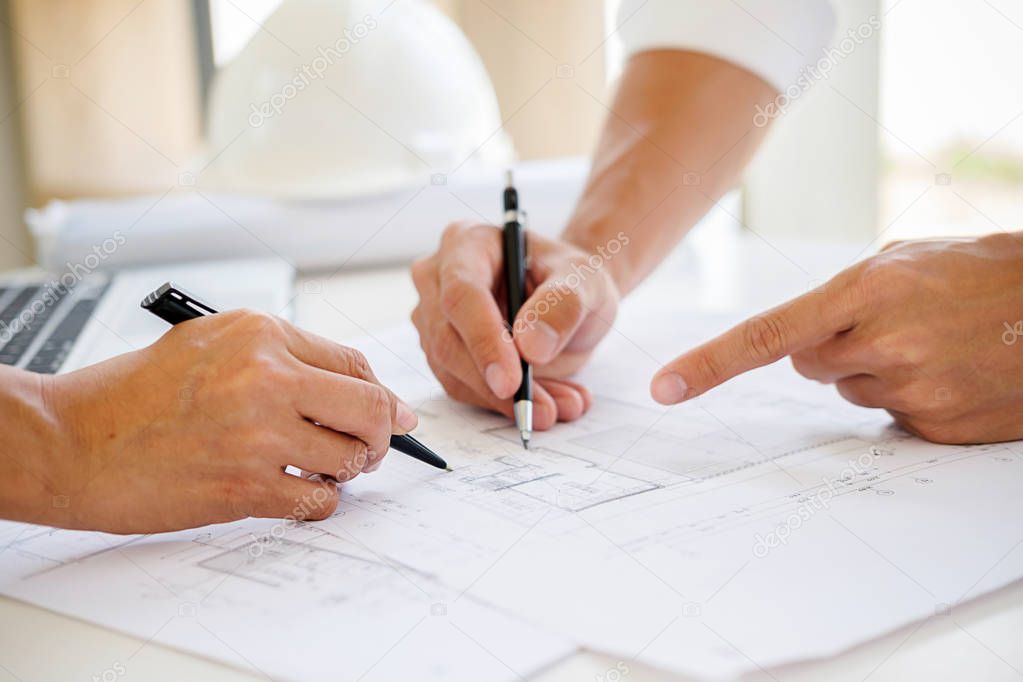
[[0, 366, 64, 526], [562, 50, 777, 294]]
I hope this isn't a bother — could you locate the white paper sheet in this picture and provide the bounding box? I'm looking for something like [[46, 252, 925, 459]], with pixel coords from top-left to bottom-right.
[[26, 158, 590, 273], [2, 303, 1021, 681], [334, 306, 1023, 679], [0, 514, 575, 681]]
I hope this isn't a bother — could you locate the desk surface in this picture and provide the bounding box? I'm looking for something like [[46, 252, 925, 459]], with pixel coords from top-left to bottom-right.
[[2, 232, 1021, 681]]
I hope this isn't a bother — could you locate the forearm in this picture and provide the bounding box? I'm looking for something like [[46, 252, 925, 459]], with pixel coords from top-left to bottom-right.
[[562, 50, 778, 295], [0, 366, 66, 526]]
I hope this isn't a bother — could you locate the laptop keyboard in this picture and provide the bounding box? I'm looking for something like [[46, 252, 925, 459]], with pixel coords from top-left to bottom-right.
[[0, 286, 42, 329], [25, 298, 103, 374], [0, 286, 72, 367], [0, 283, 106, 374]]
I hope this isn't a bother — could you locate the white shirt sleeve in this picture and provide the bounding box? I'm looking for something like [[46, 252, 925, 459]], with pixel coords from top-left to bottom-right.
[[616, 0, 837, 92]]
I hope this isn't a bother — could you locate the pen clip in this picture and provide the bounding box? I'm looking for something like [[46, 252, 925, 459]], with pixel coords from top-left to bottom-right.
[[141, 282, 219, 324]]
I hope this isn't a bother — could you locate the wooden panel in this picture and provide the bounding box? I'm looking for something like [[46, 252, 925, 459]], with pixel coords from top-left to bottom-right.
[[9, 0, 203, 203], [448, 0, 609, 161], [0, 0, 31, 268]]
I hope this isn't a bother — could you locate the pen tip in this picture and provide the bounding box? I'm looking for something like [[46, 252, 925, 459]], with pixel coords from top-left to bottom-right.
[[505, 169, 514, 188], [521, 435, 530, 450], [444, 466, 453, 472]]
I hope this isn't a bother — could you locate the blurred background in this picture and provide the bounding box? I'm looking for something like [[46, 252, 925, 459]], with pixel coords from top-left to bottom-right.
[[0, 0, 1020, 270]]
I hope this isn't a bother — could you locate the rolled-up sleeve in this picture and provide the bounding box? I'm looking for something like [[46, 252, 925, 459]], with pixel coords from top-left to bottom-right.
[[616, 0, 837, 92]]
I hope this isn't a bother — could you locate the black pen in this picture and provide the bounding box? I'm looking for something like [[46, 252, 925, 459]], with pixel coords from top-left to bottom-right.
[[141, 282, 450, 471], [502, 170, 532, 449]]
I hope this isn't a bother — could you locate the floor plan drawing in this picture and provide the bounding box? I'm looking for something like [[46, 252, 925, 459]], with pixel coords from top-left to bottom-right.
[[1, 317, 1021, 682]]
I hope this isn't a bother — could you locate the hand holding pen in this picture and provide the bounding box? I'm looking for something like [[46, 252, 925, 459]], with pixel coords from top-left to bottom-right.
[[410, 172, 616, 435], [143, 284, 449, 471]]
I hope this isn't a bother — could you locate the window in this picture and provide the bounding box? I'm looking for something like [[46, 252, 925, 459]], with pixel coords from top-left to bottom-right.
[[879, 0, 1023, 240]]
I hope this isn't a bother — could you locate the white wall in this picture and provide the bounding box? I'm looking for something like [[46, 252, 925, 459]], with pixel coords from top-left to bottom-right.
[[0, 2, 30, 270], [744, 0, 881, 242]]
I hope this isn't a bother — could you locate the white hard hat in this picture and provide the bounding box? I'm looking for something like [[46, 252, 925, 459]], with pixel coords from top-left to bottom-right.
[[200, 0, 514, 198]]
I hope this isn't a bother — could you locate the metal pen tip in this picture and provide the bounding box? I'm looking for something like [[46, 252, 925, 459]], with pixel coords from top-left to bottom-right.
[[520, 433, 530, 450], [444, 466, 453, 472]]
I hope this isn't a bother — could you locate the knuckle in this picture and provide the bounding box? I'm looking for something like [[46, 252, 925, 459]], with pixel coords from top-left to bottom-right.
[[439, 276, 473, 317], [236, 308, 276, 330], [243, 353, 291, 387], [880, 380, 915, 411], [539, 280, 584, 320], [410, 256, 433, 288], [410, 305, 431, 334], [215, 308, 252, 324], [432, 335, 462, 369], [742, 314, 790, 361], [234, 310, 289, 346], [249, 427, 283, 454], [470, 332, 502, 363], [221, 478, 256, 519], [854, 259, 896, 301], [789, 353, 816, 380], [440, 222, 469, 247], [342, 346, 372, 378], [691, 351, 724, 386], [920, 395, 962, 422], [835, 379, 869, 407], [367, 385, 393, 426], [895, 415, 965, 445], [341, 442, 370, 479], [306, 492, 339, 520], [865, 333, 912, 367]]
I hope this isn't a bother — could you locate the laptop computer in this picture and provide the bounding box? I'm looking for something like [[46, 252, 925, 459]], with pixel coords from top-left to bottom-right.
[[0, 259, 294, 375]]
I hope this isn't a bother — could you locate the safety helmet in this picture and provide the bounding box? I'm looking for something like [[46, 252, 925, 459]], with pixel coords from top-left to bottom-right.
[[200, 0, 513, 198]]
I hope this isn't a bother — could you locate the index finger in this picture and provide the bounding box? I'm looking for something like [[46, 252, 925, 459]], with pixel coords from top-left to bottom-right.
[[282, 322, 419, 433], [437, 227, 522, 399], [651, 280, 859, 403]]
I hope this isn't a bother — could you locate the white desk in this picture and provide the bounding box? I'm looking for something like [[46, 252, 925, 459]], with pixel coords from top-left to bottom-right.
[[2, 233, 1021, 681]]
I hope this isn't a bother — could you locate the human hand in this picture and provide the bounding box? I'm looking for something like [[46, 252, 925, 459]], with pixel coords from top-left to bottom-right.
[[37, 310, 418, 533], [411, 222, 621, 429], [650, 233, 1023, 444]]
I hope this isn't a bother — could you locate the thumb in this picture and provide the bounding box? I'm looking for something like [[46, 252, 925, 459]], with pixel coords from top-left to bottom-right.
[[513, 274, 589, 365]]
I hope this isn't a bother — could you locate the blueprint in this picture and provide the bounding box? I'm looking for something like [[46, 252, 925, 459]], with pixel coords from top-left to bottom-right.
[[2, 307, 1022, 681], [0, 502, 575, 681]]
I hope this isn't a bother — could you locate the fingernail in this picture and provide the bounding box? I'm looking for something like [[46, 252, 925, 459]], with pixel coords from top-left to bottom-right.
[[396, 401, 419, 432], [485, 363, 505, 396], [652, 373, 689, 404], [519, 321, 558, 363]]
